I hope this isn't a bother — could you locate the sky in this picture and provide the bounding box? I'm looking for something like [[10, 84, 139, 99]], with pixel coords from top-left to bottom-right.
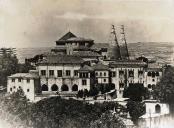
[[0, 0, 174, 48]]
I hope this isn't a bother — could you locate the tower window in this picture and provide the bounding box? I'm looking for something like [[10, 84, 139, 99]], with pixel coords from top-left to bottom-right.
[[74, 70, 78, 76], [49, 70, 54, 76], [27, 79, 30, 83], [82, 80, 87, 85], [66, 70, 71, 76], [57, 70, 62, 77], [12, 79, 15, 82], [41, 70, 46, 76], [18, 78, 22, 82]]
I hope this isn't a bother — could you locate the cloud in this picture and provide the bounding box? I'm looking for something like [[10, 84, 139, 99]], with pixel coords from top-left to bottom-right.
[[55, 12, 88, 21]]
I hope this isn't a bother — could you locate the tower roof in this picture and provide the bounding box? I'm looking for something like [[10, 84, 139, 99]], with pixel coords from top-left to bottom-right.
[[59, 31, 76, 41]]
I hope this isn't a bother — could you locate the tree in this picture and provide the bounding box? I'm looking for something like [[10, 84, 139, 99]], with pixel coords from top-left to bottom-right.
[[84, 89, 89, 97], [77, 90, 84, 98], [89, 87, 99, 96], [126, 101, 145, 125], [123, 83, 149, 101], [153, 65, 174, 104], [90, 112, 126, 128]]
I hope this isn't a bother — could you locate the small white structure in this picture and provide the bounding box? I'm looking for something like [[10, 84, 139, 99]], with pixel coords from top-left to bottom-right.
[[139, 100, 170, 128], [141, 100, 169, 118], [7, 70, 40, 101]]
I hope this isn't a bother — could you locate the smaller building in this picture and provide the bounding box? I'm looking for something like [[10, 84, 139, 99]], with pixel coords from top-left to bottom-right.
[[92, 63, 110, 85], [7, 70, 40, 101], [78, 65, 93, 91], [144, 63, 162, 90], [141, 100, 169, 118]]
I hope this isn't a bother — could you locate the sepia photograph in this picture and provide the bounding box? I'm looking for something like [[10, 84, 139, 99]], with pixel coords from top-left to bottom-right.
[[0, 0, 174, 128]]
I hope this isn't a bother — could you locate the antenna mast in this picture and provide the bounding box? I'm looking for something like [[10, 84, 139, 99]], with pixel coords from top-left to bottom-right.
[[111, 25, 122, 60], [120, 25, 129, 59]]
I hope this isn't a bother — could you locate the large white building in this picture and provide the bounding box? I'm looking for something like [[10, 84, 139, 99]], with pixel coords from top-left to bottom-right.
[[7, 32, 163, 101]]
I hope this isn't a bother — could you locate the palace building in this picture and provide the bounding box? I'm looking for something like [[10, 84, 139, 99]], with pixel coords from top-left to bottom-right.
[[7, 32, 163, 101]]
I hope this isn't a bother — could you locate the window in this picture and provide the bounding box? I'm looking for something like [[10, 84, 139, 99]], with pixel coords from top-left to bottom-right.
[[19, 86, 21, 89], [51, 84, 58, 91], [148, 84, 152, 89], [18, 78, 22, 82], [27, 79, 30, 83], [156, 72, 159, 76], [72, 84, 78, 91], [119, 83, 124, 88], [27, 89, 30, 92], [104, 72, 106, 76], [82, 79, 87, 85], [129, 71, 134, 77], [12, 79, 15, 82], [61, 84, 69, 91], [13, 86, 16, 89], [152, 72, 156, 78], [42, 84, 48, 91], [10, 88, 12, 91], [74, 70, 78, 76], [49, 70, 54, 76], [41, 70, 46, 76], [112, 72, 116, 77], [95, 72, 98, 76], [138, 71, 143, 76], [57, 70, 62, 77], [66, 70, 71, 76], [119, 71, 124, 75], [104, 79, 106, 82], [155, 104, 161, 113], [147, 72, 151, 76], [100, 72, 102, 76], [152, 79, 155, 82]]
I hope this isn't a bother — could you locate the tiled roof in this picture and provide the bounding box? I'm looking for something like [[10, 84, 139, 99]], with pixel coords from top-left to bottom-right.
[[92, 63, 109, 70], [38, 55, 84, 65], [59, 31, 76, 41], [73, 51, 101, 57], [79, 65, 93, 72], [109, 60, 147, 68], [9, 73, 39, 78], [57, 32, 93, 42], [67, 37, 93, 42]]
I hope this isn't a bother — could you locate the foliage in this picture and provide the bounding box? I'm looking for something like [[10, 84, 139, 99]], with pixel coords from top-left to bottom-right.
[[0, 55, 18, 86], [0, 90, 126, 128], [0, 54, 33, 87], [77, 90, 84, 98], [126, 100, 145, 125], [89, 87, 99, 96], [90, 111, 126, 128], [123, 83, 149, 101], [153, 65, 174, 104]]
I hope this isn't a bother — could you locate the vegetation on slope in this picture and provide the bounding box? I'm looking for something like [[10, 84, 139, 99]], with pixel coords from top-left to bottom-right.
[[0, 90, 126, 128]]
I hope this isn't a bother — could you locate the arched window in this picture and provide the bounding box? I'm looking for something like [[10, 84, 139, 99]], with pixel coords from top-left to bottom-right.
[[147, 72, 152, 76], [61, 84, 69, 91], [51, 84, 58, 91], [42, 84, 48, 91], [155, 104, 161, 113], [72, 84, 78, 91], [148, 84, 152, 89], [152, 72, 156, 78], [156, 72, 159, 76]]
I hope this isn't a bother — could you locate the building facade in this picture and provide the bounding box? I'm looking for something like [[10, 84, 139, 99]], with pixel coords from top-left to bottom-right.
[[7, 32, 163, 101]]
